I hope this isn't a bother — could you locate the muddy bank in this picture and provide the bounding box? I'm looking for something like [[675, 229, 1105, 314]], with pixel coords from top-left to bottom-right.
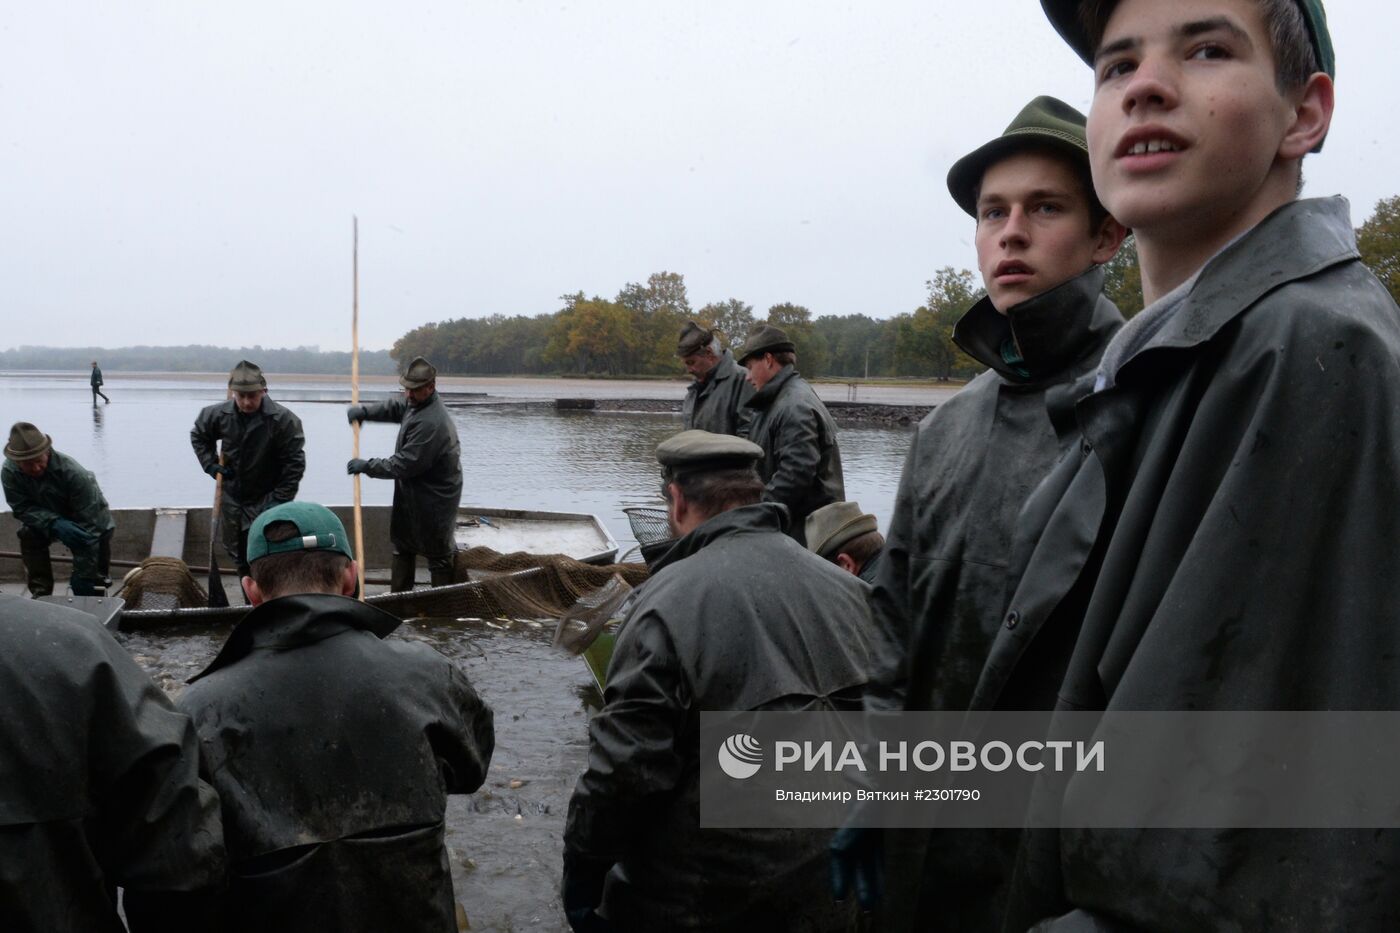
[[450, 395, 934, 427], [121, 617, 588, 933]]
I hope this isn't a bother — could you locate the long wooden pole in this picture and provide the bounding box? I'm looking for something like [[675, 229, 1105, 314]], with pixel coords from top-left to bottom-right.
[[352, 216, 366, 600]]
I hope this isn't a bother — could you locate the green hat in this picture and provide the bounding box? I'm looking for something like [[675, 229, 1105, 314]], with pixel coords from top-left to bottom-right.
[[656, 430, 763, 479], [3, 422, 53, 462], [947, 95, 1091, 218], [228, 360, 267, 392], [1040, 0, 1335, 80], [804, 501, 879, 561], [677, 321, 714, 357], [246, 501, 355, 564], [737, 323, 796, 364], [399, 356, 437, 389]]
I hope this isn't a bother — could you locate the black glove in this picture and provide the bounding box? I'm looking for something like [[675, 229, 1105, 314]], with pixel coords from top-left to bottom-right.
[[206, 464, 233, 479], [562, 854, 614, 933], [346, 458, 370, 475], [52, 519, 98, 550], [830, 824, 884, 912], [346, 405, 368, 424]]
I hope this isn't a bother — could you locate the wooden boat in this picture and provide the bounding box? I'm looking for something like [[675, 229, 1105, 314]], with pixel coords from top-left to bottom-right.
[[0, 504, 620, 629]]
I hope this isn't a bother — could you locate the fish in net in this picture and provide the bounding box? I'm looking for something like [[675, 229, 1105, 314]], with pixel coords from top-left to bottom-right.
[[117, 557, 210, 610]]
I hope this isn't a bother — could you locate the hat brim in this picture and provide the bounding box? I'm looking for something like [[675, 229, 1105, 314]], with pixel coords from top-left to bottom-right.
[[947, 130, 1089, 218], [1041, 0, 1096, 66], [813, 514, 878, 560], [399, 376, 433, 389], [3, 434, 53, 462], [737, 341, 796, 365]]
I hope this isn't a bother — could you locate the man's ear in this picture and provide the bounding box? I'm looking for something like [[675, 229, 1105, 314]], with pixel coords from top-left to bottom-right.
[[835, 553, 860, 575], [1280, 72, 1334, 159], [341, 561, 360, 597], [243, 576, 267, 607], [1091, 217, 1129, 265]]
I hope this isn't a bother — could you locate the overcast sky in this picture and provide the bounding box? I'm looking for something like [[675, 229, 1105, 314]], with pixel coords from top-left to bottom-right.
[[3, 1, 1396, 352]]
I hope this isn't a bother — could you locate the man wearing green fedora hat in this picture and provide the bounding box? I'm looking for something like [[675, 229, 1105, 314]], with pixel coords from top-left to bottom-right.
[[832, 95, 1127, 927], [2, 421, 116, 596], [973, 2, 1400, 930], [191, 359, 306, 583], [346, 356, 463, 590], [737, 322, 844, 545], [677, 321, 753, 437]]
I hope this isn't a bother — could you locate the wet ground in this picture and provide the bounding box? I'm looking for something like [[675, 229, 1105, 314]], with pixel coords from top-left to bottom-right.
[[120, 616, 593, 932]]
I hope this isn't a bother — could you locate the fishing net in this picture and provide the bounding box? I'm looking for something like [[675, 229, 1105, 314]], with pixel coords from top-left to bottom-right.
[[117, 557, 209, 611]]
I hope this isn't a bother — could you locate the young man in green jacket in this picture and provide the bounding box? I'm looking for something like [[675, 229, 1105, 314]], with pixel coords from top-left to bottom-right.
[[981, 2, 1400, 928]]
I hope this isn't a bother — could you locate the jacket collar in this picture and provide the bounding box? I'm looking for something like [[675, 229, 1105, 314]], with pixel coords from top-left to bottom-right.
[[189, 593, 401, 682], [954, 265, 1119, 383], [650, 502, 788, 573], [745, 364, 797, 409], [1122, 197, 1359, 366]]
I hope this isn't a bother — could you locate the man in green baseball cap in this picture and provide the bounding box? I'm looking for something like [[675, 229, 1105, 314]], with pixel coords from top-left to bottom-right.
[[976, 2, 1400, 931], [832, 94, 1127, 927], [168, 500, 495, 932]]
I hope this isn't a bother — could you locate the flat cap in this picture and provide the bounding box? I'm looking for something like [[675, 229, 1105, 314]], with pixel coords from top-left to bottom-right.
[[656, 429, 763, 477], [4, 422, 53, 462], [805, 501, 878, 560], [677, 321, 714, 357], [947, 95, 1093, 218], [399, 356, 437, 389], [737, 323, 795, 364], [228, 359, 267, 392]]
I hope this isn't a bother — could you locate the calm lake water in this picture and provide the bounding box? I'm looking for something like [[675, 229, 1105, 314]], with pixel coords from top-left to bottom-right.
[[0, 370, 921, 932], [0, 371, 917, 551]]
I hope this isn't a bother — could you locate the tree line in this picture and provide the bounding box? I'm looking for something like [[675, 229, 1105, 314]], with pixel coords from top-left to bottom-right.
[[0, 345, 398, 376]]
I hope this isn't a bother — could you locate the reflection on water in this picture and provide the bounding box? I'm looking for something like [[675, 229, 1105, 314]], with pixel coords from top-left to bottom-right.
[[0, 374, 915, 550]]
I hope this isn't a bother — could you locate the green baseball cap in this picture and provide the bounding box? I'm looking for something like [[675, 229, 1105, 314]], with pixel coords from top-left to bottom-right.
[[1040, 0, 1334, 80], [947, 95, 1093, 218], [247, 501, 355, 564]]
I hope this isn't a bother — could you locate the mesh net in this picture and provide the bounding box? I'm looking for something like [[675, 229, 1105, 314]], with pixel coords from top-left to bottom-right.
[[117, 557, 209, 610], [623, 506, 672, 545]]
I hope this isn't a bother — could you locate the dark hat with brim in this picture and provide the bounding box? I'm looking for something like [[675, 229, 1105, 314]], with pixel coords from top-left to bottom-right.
[[737, 323, 796, 364], [947, 95, 1093, 218], [400, 356, 437, 389], [805, 501, 879, 561], [677, 321, 714, 357], [4, 422, 53, 462], [228, 360, 267, 392], [656, 429, 763, 479]]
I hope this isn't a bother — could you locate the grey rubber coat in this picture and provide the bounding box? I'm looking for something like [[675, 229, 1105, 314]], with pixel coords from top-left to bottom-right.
[[1, 448, 116, 538], [743, 366, 844, 544], [358, 392, 463, 557], [979, 199, 1400, 931], [179, 593, 494, 933], [565, 503, 874, 932], [681, 349, 755, 436], [0, 595, 225, 932], [190, 395, 306, 527]]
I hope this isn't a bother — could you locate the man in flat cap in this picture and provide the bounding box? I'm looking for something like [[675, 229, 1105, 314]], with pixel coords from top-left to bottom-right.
[[347, 356, 463, 590], [834, 96, 1126, 929], [170, 501, 494, 932], [2, 421, 115, 596], [805, 501, 884, 585], [677, 321, 753, 437], [563, 429, 874, 933], [737, 322, 844, 545], [191, 360, 307, 585]]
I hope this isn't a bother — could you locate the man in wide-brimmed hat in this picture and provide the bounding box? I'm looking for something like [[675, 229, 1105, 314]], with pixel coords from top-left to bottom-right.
[[676, 320, 753, 436], [190, 360, 307, 586], [346, 356, 463, 590], [737, 322, 844, 545], [1, 421, 116, 596]]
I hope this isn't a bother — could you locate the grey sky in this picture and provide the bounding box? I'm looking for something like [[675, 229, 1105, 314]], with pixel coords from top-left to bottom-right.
[[3, 2, 1395, 352]]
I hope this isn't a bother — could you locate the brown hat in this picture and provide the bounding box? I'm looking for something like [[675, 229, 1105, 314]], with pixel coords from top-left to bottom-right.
[[677, 321, 714, 357], [805, 501, 878, 560], [400, 356, 438, 389], [656, 429, 763, 480], [737, 323, 796, 364], [228, 360, 267, 392], [4, 422, 53, 462]]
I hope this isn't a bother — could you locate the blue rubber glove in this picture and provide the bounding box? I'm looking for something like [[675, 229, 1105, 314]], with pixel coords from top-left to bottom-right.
[[52, 519, 97, 550], [830, 824, 883, 912], [346, 458, 370, 475], [346, 405, 368, 424]]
